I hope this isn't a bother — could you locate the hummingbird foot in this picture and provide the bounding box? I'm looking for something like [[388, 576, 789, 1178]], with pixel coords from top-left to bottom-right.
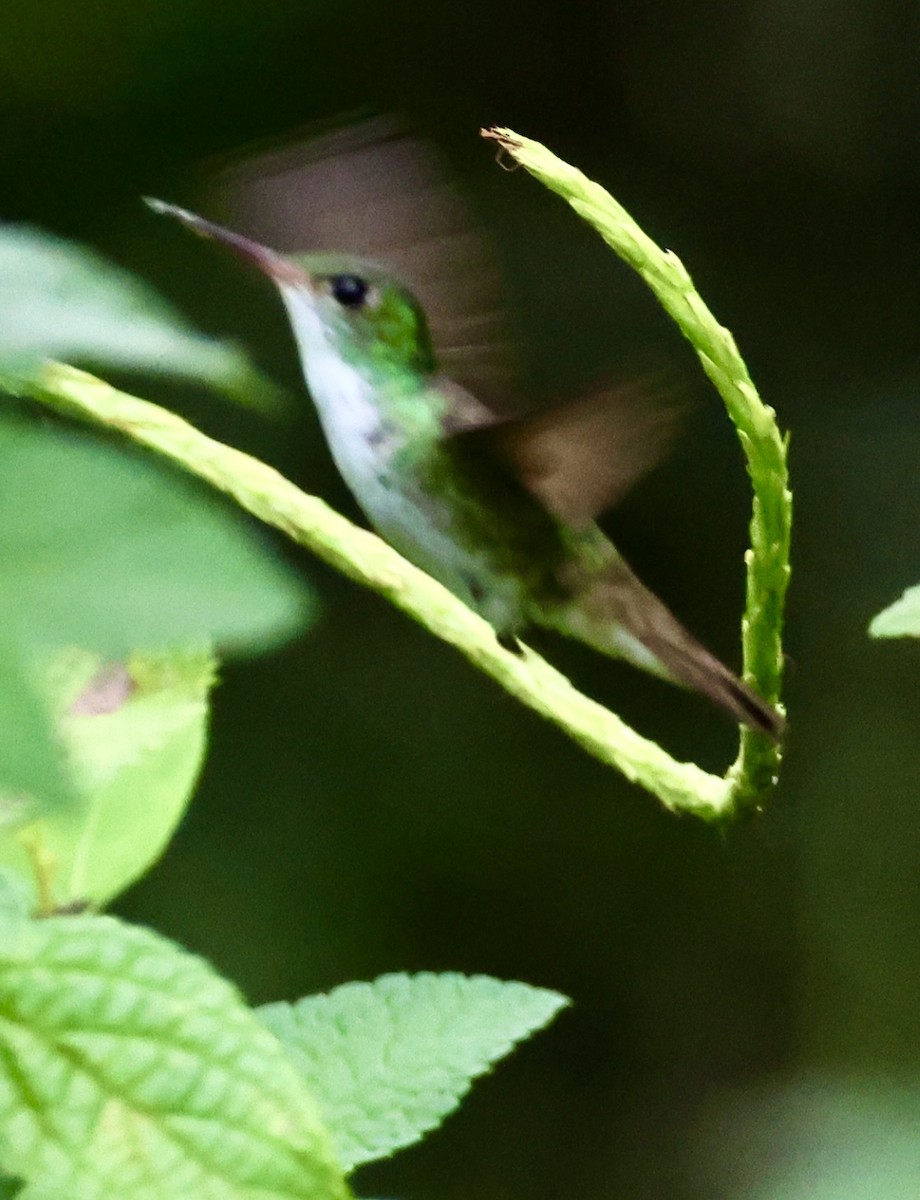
[[497, 630, 525, 656]]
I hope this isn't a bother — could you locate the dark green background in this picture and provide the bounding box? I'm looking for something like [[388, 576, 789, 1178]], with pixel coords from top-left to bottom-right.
[[4, 2, 920, 1195]]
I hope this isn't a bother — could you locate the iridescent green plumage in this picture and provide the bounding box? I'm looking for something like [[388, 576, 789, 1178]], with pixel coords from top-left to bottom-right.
[[293, 255, 438, 374]]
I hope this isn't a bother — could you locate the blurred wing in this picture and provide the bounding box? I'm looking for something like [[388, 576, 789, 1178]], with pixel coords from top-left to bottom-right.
[[204, 114, 679, 524], [452, 383, 680, 527], [208, 115, 522, 412]]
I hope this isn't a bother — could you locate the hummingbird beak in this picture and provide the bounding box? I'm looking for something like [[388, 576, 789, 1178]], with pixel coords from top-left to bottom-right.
[[144, 197, 307, 287]]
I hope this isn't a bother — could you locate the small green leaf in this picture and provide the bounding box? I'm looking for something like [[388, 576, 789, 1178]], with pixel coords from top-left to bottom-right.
[[0, 647, 216, 907], [259, 973, 569, 1170], [869, 584, 920, 638], [0, 225, 274, 405], [0, 913, 350, 1200], [0, 411, 314, 658]]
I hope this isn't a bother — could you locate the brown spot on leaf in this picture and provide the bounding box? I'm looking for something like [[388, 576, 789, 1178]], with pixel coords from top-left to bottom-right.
[[69, 662, 135, 717]]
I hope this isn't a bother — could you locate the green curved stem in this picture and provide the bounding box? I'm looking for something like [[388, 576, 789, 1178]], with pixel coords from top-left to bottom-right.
[[20, 135, 788, 820], [28, 363, 731, 819], [483, 128, 791, 811]]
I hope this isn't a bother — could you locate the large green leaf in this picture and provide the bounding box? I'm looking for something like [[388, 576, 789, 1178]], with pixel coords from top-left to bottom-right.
[[0, 411, 314, 658], [259, 973, 569, 1170], [0, 912, 350, 1200], [0, 225, 273, 404], [0, 647, 215, 907]]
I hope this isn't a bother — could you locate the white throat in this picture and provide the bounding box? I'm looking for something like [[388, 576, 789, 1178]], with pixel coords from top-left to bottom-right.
[[279, 286, 384, 453]]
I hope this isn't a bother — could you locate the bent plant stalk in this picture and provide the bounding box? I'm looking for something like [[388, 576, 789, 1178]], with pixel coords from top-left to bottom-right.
[[17, 132, 790, 820], [482, 127, 791, 810]]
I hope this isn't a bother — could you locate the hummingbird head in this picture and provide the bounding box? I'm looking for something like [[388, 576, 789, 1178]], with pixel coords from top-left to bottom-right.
[[144, 199, 437, 380], [291, 255, 438, 378]]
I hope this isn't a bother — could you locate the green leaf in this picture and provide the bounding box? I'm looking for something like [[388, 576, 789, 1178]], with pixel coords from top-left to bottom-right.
[[258, 973, 569, 1170], [0, 225, 275, 406], [869, 584, 920, 638], [0, 411, 314, 658], [0, 912, 350, 1200], [0, 641, 74, 818], [0, 647, 216, 907]]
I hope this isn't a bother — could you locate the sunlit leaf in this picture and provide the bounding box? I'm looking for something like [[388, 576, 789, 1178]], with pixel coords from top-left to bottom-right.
[[0, 912, 350, 1200], [0, 647, 216, 907], [259, 973, 569, 1169]]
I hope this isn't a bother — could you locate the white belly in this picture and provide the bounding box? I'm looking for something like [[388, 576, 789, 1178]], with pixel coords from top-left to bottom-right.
[[281, 288, 526, 629], [305, 352, 524, 627]]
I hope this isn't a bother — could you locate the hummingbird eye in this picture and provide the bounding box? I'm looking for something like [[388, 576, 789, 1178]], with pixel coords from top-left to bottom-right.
[[328, 273, 370, 309]]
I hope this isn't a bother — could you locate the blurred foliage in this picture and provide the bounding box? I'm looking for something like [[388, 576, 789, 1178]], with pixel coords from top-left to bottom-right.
[[698, 1079, 920, 1199], [0, 225, 274, 404], [0, 409, 312, 660], [0, 227, 316, 907], [3, 0, 920, 1196], [0, 647, 216, 908], [0, 405, 313, 843]]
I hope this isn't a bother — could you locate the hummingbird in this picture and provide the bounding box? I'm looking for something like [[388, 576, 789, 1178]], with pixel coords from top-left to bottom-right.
[[146, 136, 781, 737]]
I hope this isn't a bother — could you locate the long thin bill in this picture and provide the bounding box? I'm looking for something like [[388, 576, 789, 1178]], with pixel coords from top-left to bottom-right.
[[144, 197, 303, 284]]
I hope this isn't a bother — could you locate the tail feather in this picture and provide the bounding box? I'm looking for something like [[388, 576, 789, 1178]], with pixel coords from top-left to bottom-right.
[[544, 554, 784, 739], [641, 633, 784, 739]]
